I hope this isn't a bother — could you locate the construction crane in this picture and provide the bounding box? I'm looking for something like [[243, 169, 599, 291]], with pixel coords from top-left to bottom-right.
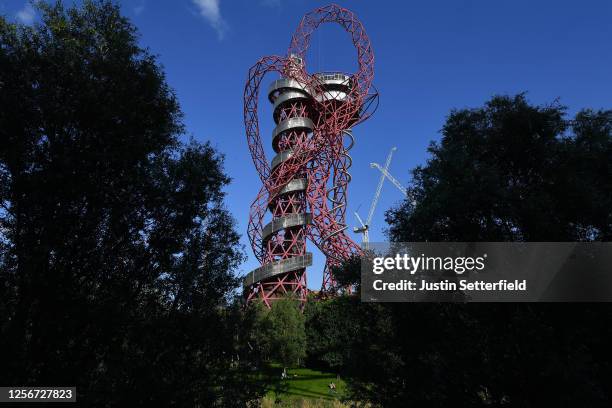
[[370, 162, 408, 196], [353, 147, 396, 244]]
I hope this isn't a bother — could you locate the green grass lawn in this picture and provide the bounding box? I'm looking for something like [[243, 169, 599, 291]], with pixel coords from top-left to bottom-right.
[[260, 364, 347, 402]]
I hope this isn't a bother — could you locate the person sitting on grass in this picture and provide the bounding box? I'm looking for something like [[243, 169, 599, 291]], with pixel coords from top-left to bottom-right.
[[328, 382, 336, 394]]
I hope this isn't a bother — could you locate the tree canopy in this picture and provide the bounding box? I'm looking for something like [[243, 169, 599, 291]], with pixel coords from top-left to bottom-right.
[[0, 1, 256, 405], [251, 298, 307, 368]]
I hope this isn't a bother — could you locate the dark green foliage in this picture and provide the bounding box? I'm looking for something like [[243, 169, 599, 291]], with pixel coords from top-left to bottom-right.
[[251, 298, 307, 368], [386, 94, 612, 242], [329, 254, 362, 293], [0, 2, 258, 406], [304, 296, 361, 371]]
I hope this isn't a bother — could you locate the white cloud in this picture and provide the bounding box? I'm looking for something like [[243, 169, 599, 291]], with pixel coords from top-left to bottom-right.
[[192, 0, 228, 40], [16, 2, 35, 25]]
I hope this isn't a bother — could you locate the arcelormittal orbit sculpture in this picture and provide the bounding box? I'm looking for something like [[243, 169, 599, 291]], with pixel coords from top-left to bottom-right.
[[243, 4, 378, 307]]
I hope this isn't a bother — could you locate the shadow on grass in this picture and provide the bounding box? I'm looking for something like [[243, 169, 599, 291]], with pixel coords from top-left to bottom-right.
[[280, 384, 341, 400], [280, 374, 336, 382]]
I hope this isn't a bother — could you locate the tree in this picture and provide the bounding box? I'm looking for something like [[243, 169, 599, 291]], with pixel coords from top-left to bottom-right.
[[330, 254, 362, 294], [304, 296, 391, 376], [252, 298, 307, 368], [375, 94, 612, 406], [0, 1, 258, 405]]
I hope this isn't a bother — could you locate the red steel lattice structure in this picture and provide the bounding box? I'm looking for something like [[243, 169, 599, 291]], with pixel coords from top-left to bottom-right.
[[242, 4, 377, 307]]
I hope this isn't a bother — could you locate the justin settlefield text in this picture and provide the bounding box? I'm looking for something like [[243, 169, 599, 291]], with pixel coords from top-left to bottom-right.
[[372, 279, 527, 291]]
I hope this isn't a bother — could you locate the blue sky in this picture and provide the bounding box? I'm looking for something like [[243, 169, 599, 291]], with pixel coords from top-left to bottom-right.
[[3, 0, 612, 289]]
